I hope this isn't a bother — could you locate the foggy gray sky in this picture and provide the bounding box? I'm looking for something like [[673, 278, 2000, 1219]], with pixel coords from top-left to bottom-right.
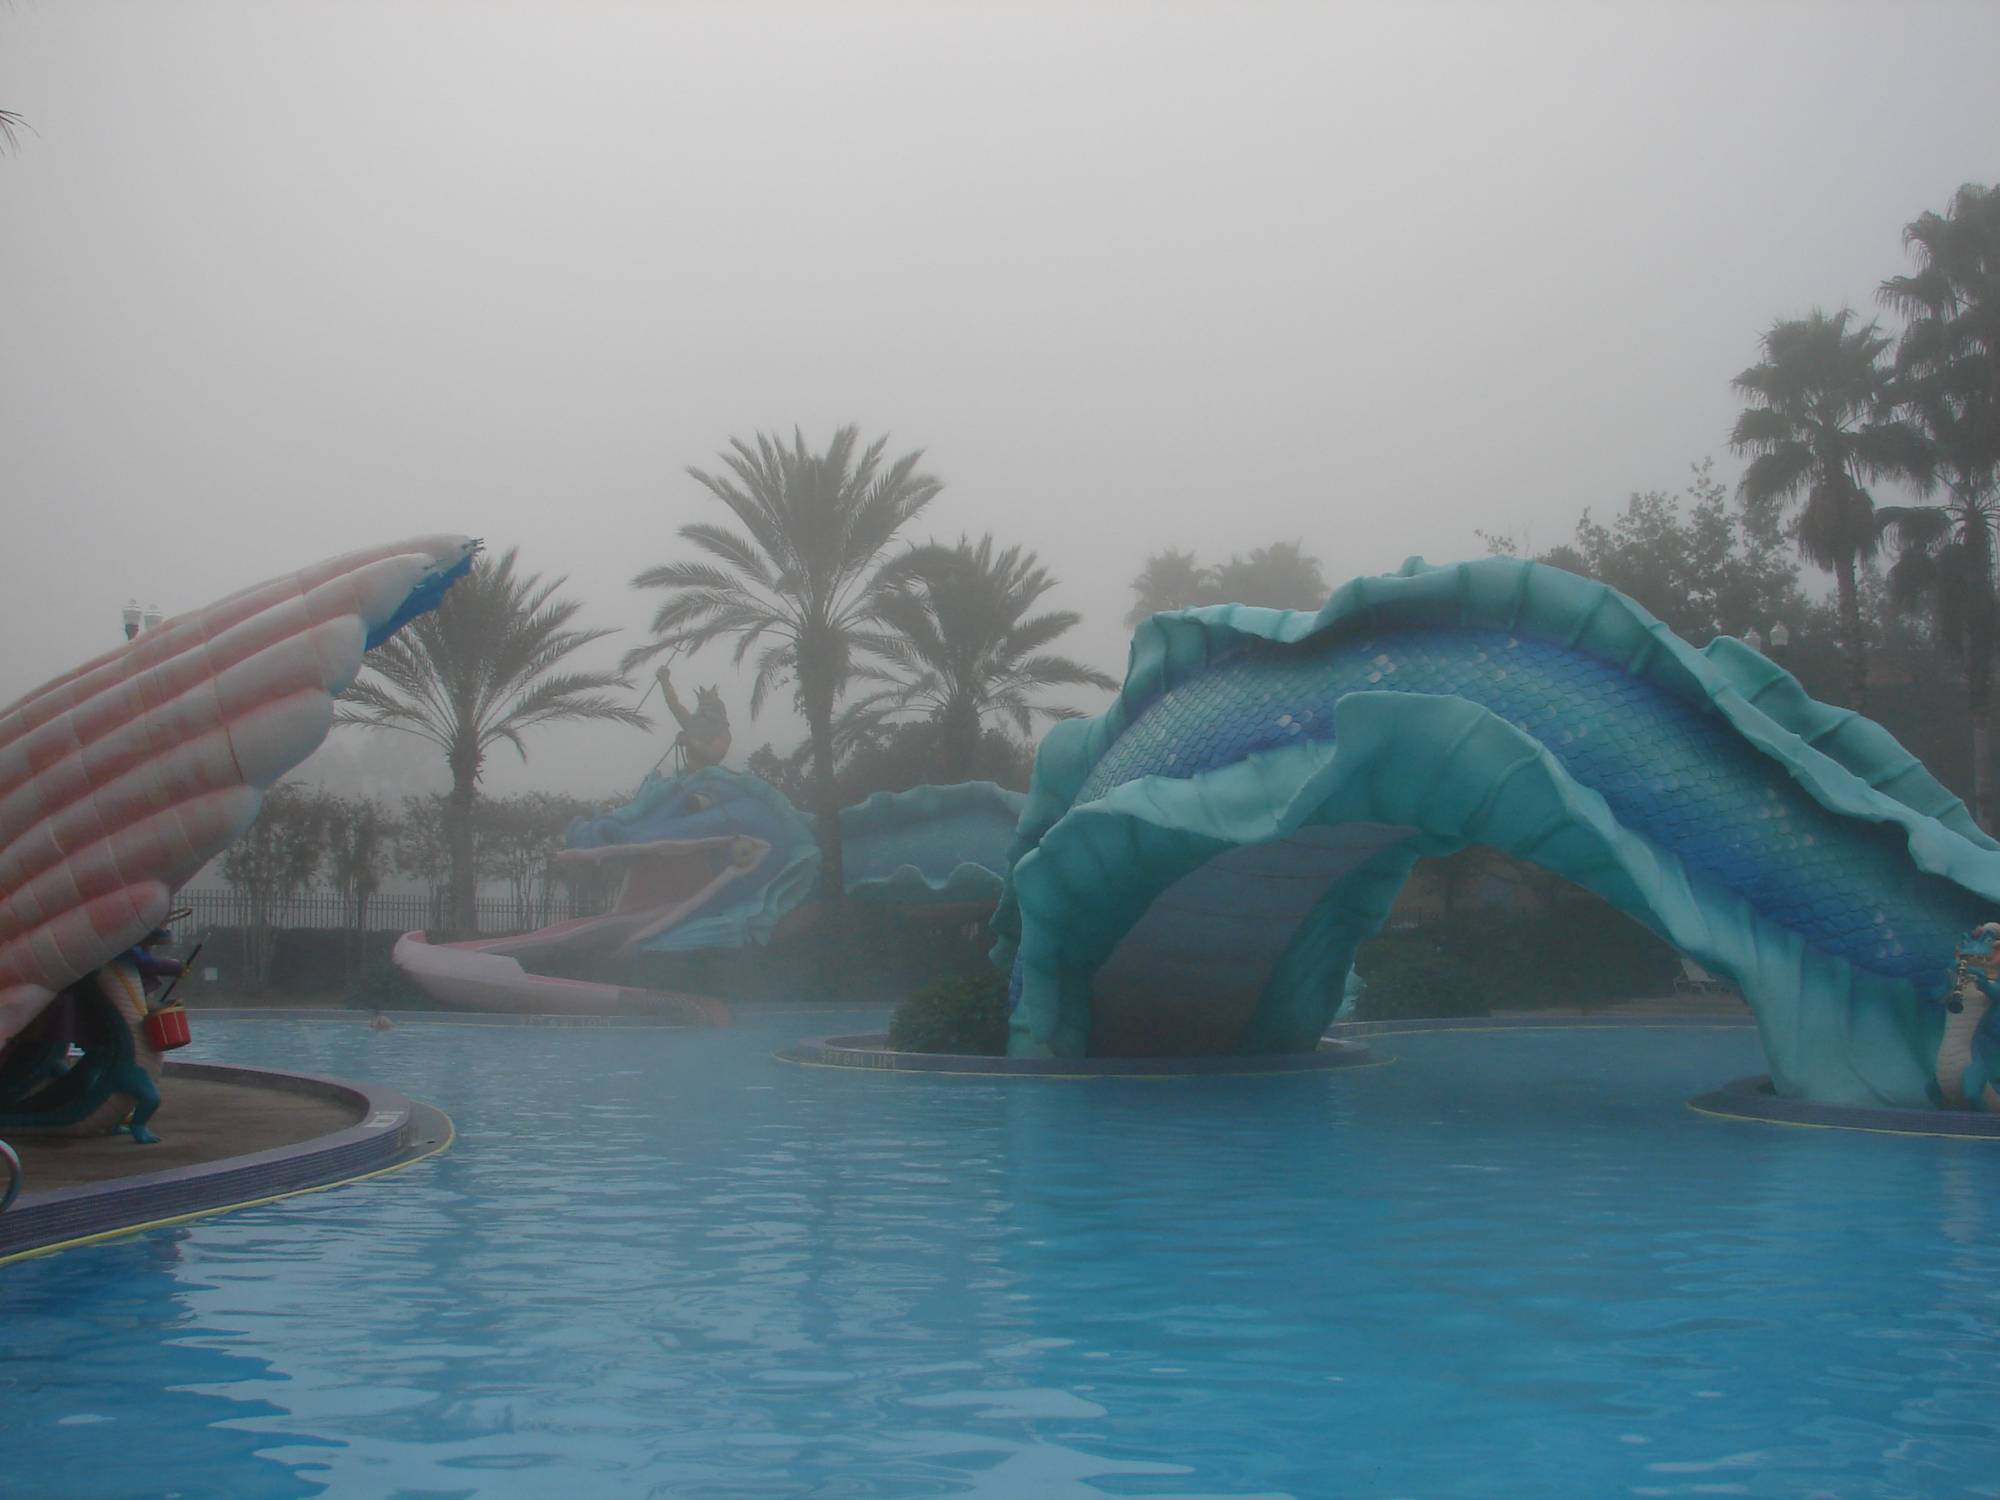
[[5, 1, 1997, 801]]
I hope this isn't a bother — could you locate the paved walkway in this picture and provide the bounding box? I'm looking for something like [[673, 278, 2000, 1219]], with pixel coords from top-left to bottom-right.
[[7, 1072, 364, 1194]]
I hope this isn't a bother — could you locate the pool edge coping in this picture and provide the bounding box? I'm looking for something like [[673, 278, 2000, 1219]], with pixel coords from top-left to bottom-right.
[[186, 1007, 700, 1028], [779, 1033, 1382, 1078], [0, 1063, 454, 1263]]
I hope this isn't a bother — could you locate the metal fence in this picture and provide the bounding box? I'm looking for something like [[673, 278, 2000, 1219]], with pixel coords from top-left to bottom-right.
[[172, 886, 608, 939]]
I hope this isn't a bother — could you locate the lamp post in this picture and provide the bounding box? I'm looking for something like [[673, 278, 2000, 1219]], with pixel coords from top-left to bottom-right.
[[1743, 623, 1792, 663], [123, 601, 166, 641]]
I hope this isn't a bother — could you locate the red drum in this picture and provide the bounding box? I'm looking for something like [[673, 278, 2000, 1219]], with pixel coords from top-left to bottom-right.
[[143, 1005, 192, 1051]]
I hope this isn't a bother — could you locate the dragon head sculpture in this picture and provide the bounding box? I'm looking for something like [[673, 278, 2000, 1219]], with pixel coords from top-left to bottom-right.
[[552, 766, 821, 953]]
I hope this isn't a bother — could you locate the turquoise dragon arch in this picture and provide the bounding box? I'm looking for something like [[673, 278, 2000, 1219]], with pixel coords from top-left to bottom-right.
[[992, 558, 2000, 1109]]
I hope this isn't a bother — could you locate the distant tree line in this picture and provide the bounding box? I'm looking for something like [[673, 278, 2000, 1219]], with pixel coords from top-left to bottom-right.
[[1730, 182, 1998, 824], [335, 430, 1120, 934], [210, 783, 612, 982], [620, 429, 1115, 906], [323, 175, 1994, 944], [339, 547, 646, 938], [1124, 541, 1330, 625], [1492, 180, 1998, 828]]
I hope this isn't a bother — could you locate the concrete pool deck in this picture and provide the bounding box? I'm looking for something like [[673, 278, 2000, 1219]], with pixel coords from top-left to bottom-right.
[[0, 1062, 450, 1262], [0, 1005, 713, 1261]]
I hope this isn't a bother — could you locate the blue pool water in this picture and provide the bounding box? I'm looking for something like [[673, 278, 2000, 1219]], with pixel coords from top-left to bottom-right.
[[4, 1014, 1999, 1499]]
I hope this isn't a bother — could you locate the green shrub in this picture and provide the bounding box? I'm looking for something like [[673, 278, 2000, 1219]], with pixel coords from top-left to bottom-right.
[[1354, 903, 1678, 1020], [887, 971, 1011, 1055], [1351, 939, 1491, 1021]]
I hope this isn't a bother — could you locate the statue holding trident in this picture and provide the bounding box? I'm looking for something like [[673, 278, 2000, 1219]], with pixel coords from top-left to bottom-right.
[[655, 664, 731, 772]]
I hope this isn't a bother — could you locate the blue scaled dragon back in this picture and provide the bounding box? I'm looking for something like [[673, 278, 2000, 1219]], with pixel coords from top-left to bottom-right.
[[560, 768, 1027, 952], [992, 556, 2000, 1109]]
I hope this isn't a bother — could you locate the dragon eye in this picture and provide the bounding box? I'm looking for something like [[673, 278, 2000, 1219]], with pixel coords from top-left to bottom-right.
[[684, 792, 714, 813]]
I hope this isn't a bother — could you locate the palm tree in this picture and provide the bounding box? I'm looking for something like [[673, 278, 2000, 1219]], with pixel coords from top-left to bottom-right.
[[1211, 540, 1329, 610], [323, 795, 394, 964], [0, 111, 26, 153], [1125, 549, 1215, 627], [1730, 309, 1932, 709], [1878, 495, 1998, 829], [855, 535, 1118, 781], [340, 546, 647, 936], [1125, 541, 1332, 626], [1881, 182, 2000, 489], [1878, 182, 2000, 828], [624, 426, 944, 901]]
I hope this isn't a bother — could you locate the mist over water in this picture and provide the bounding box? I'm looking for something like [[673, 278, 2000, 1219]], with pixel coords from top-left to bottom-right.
[[6, 12, 2000, 1497], [5, 3, 1998, 797]]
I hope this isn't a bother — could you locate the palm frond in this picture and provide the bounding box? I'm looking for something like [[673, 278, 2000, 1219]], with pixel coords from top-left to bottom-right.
[[633, 559, 748, 593], [345, 545, 645, 784], [1737, 446, 1814, 506], [1010, 653, 1120, 691]]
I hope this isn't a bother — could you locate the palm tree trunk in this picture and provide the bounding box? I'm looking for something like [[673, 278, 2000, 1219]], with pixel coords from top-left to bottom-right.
[[352, 890, 370, 978], [805, 693, 843, 906], [446, 750, 479, 939], [1970, 629, 1996, 835], [1973, 714, 1996, 838], [943, 700, 979, 783], [1834, 554, 1868, 712]]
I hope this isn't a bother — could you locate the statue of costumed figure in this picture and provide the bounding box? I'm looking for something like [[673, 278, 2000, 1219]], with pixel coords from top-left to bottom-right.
[[1939, 922, 2000, 1110], [0, 926, 185, 1143], [657, 665, 731, 772]]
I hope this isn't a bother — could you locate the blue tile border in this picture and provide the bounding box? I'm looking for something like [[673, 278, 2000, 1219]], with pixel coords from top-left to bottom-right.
[[778, 1032, 1379, 1077], [1325, 1013, 1755, 1038], [190, 1007, 696, 1028], [780, 1012, 1758, 1078], [0, 1063, 452, 1261]]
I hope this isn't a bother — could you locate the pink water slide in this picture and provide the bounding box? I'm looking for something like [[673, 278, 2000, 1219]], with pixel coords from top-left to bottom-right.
[[391, 928, 730, 1025]]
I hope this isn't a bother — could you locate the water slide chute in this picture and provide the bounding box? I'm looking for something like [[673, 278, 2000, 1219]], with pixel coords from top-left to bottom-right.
[[390, 770, 1026, 1014]]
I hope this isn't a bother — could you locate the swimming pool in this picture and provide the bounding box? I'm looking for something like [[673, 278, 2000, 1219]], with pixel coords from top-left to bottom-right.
[[3, 1013, 1997, 1499]]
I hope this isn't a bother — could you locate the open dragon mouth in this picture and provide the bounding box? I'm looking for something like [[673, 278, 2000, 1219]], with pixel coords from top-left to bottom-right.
[[470, 835, 770, 959]]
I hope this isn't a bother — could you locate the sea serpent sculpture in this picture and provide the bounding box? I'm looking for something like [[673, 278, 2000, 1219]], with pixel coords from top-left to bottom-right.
[[992, 556, 2000, 1110], [392, 771, 1025, 1012], [0, 535, 477, 1138]]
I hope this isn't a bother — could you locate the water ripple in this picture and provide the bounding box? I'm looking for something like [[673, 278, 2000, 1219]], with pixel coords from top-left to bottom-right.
[[4, 1018, 1998, 1497]]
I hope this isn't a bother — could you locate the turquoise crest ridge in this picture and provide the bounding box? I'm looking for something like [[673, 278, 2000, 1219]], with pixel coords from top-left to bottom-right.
[[992, 556, 2000, 1108]]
